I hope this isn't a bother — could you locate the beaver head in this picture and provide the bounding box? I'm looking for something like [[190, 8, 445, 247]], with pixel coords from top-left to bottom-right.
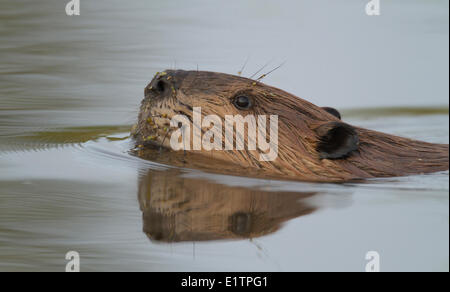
[[134, 70, 449, 182]]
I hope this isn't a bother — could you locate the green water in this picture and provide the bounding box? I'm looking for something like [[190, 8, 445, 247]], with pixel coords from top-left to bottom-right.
[[0, 0, 448, 271]]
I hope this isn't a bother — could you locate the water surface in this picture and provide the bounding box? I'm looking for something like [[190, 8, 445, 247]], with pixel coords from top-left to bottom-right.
[[0, 0, 448, 272]]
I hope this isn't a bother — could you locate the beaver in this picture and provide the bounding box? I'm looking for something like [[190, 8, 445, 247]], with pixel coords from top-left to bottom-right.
[[133, 70, 449, 182]]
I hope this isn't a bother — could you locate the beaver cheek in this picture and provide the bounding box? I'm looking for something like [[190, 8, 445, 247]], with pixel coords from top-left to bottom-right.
[[314, 122, 360, 159]]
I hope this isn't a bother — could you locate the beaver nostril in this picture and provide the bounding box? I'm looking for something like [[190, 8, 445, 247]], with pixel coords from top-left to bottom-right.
[[156, 80, 167, 93]]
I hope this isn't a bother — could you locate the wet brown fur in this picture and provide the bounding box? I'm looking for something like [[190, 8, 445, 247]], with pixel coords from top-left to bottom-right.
[[134, 70, 449, 182]]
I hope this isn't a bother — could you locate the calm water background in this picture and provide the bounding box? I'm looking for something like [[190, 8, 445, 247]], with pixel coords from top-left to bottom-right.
[[0, 0, 448, 271]]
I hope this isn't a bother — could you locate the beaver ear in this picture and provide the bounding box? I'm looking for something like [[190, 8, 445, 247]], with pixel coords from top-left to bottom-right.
[[322, 107, 341, 120], [315, 122, 359, 159]]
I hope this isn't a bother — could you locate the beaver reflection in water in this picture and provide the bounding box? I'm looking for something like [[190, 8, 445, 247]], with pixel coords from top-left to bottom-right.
[[133, 70, 449, 182], [138, 170, 320, 242]]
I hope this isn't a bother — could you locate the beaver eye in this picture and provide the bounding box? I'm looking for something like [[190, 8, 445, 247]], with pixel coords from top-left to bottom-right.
[[233, 95, 253, 110]]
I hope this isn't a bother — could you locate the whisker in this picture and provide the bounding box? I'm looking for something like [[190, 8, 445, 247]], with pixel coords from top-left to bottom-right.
[[249, 58, 274, 79], [256, 61, 286, 82], [183, 137, 187, 163], [159, 129, 170, 151], [147, 114, 170, 119], [238, 56, 250, 76]]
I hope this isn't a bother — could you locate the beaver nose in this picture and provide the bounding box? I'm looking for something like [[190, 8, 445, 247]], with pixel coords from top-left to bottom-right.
[[145, 70, 189, 98]]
